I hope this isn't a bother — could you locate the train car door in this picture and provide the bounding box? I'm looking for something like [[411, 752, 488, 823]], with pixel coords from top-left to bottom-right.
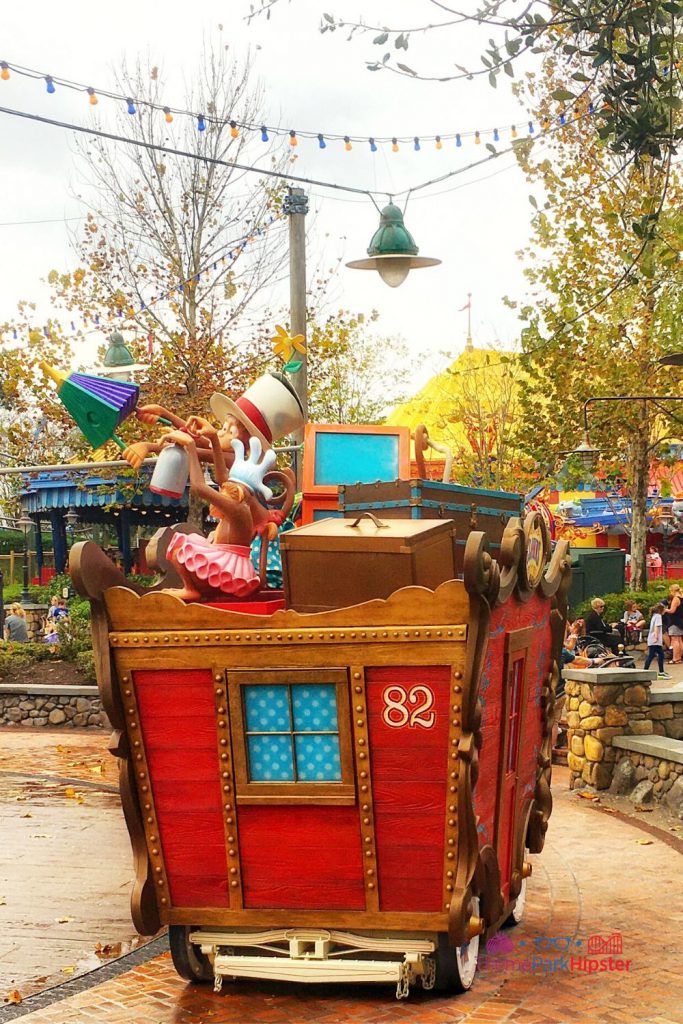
[[495, 627, 532, 902]]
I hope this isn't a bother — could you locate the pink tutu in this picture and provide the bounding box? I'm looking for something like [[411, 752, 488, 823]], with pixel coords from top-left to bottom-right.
[[167, 532, 259, 597]]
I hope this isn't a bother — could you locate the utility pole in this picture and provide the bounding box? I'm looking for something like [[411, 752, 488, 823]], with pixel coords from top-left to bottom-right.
[[284, 187, 308, 485]]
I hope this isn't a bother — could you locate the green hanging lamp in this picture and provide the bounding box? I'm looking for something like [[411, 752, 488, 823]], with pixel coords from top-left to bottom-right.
[[99, 331, 148, 380], [346, 202, 441, 287]]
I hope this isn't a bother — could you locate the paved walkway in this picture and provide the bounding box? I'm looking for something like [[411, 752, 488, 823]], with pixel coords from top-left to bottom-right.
[[0, 733, 140, 999], [2, 735, 682, 1024]]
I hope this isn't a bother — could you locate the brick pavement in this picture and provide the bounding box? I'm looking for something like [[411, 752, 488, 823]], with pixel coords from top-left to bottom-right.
[[3, 761, 681, 1024]]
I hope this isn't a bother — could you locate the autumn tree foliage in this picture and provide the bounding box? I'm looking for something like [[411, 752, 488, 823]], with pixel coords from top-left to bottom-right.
[[511, 67, 683, 590]]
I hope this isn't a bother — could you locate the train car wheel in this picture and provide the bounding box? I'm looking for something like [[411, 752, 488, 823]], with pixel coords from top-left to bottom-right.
[[168, 925, 213, 982], [434, 897, 481, 993], [504, 849, 529, 927]]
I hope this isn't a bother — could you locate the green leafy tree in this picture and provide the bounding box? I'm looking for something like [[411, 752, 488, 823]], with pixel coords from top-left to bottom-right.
[[306, 311, 409, 424], [511, 69, 683, 590]]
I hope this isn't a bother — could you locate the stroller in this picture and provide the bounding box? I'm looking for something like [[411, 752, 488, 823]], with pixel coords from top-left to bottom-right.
[[575, 635, 636, 669]]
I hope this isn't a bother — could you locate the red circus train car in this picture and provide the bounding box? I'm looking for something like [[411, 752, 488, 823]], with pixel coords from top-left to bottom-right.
[[73, 513, 569, 1000]]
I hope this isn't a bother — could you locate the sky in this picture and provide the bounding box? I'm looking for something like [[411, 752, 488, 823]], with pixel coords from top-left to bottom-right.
[[0, 0, 541, 389]]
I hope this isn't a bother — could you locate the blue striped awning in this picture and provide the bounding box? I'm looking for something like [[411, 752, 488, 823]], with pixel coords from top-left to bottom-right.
[[20, 469, 187, 514]]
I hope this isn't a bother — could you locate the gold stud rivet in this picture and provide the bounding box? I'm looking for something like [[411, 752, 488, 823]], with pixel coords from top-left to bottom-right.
[[368, 882, 375, 889], [353, 672, 361, 680], [160, 897, 167, 904], [356, 706, 363, 713], [152, 848, 159, 855], [157, 879, 164, 886], [359, 752, 367, 759], [230, 867, 237, 874], [231, 881, 238, 888], [447, 852, 454, 859], [355, 686, 362, 694], [453, 671, 462, 679]]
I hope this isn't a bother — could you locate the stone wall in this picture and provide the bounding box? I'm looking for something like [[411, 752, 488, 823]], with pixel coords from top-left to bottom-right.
[[612, 750, 683, 799], [649, 693, 683, 741], [0, 685, 107, 728], [564, 668, 657, 790], [18, 604, 48, 642]]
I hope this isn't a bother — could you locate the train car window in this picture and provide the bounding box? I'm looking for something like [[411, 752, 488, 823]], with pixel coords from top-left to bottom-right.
[[227, 668, 356, 805], [243, 683, 342, 782]]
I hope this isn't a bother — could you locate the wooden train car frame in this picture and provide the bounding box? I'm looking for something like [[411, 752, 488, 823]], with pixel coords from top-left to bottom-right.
[[73, 513, 570, 999]]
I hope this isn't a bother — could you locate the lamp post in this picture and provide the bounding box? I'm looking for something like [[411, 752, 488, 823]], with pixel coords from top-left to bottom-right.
[[17, 511, 34, 606], [346, 203, 441, 287]]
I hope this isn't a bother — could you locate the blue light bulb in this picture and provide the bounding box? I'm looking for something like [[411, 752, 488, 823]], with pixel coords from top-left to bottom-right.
[[528, 121, 534, 134], [126, 98, 136, 115], [45, 76, 55, 95], [559, 114, 566, 125], [456, 134, 462, 147], [197, 114, 206, 132], [414, 137, 420, 151], [261, 126, 269, 142], [369, 137, 377, 152], [493, 128, 499, 142], [318, 133, 326, 149]]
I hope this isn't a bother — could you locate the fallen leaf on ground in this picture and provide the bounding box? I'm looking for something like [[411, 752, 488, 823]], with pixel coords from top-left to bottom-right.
[[635, 838, 653, 845], [0, 897, 6, 905], [4, 990, 22, 1004], [577, 792, 599, 801], [635, 805, 654, 812], [61, 966, 75, 975], [20, 813, 32, 819], [55, 917, 75, 924], [64, 787, 76, 799], [30, 834, 51, 839], [89, 765, 103, 775], [95, 942, 122, 958]]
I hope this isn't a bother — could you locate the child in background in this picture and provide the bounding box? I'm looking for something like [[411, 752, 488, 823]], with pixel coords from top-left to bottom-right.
[[644, 603, 670, 679]]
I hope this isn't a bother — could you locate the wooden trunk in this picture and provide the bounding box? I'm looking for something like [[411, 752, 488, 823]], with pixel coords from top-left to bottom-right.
[[280, 514, 458, 613], [339, 479, 523, 573]]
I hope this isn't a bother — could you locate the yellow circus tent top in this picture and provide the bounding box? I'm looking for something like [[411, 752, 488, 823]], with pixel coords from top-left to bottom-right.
[[386, 345, 523, 450]]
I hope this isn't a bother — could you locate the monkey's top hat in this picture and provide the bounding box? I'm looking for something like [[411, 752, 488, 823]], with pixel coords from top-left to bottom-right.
[[210, 372, 304, 449]]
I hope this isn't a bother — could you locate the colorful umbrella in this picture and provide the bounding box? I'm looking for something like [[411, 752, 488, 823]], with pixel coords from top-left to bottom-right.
[[40, 362, 140, 450]]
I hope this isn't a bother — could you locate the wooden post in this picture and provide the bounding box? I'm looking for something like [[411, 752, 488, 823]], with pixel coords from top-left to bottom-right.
[[285, 187, 308, 487]]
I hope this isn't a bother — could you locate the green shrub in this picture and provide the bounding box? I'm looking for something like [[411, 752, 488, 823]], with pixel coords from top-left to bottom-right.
[[0, 641, 57, 678], [75, 649, 96, 682], [572, 582, 672, 623]]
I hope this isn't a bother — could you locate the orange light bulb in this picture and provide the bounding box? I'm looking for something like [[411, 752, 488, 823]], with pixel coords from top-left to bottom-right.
[[474, 131, 481, 144], [87, 87, 97, 105], [344, 136, 352, 151], [289, 130, 297, 146], [511, 125, 517, 138], [435, 135, 442, 150], [1, 62, 9, 82], [392, 137, 399, 152], [163, 107, 173, 124], [230, 120, 238, 138]]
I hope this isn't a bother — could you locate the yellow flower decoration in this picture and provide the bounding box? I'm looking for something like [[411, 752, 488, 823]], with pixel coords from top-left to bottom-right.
[[270, 324, 306, 364]]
